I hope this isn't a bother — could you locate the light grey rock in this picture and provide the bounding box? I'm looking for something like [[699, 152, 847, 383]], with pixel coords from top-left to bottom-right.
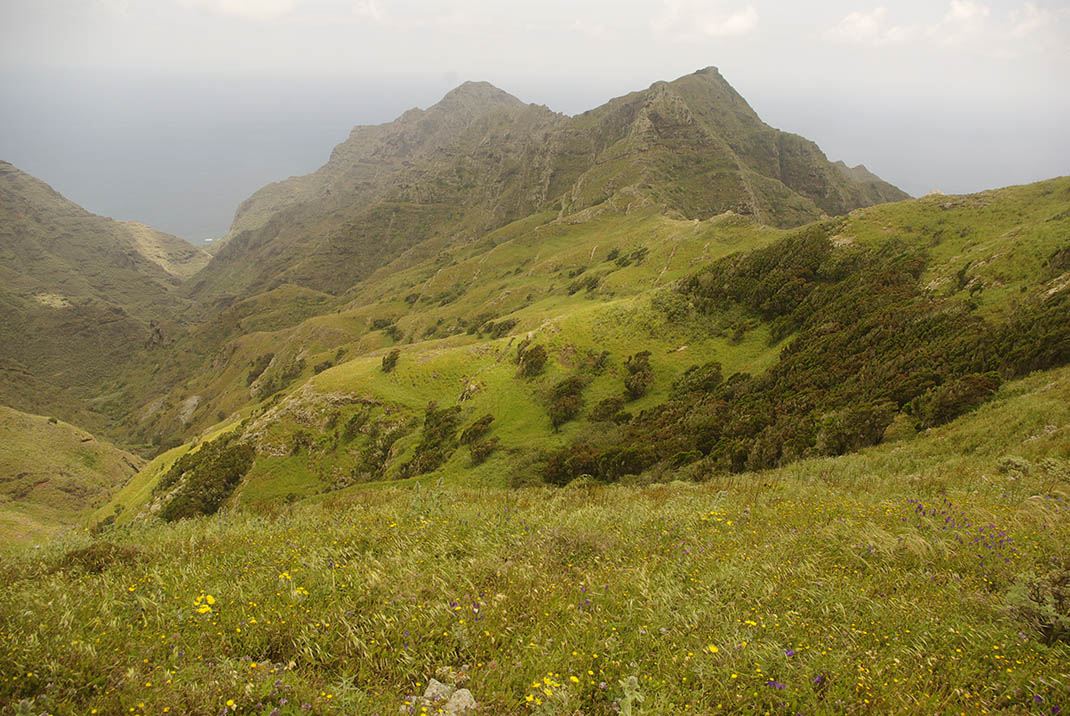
[[445, 688, 476, 714], [423, 678, 453, 703]]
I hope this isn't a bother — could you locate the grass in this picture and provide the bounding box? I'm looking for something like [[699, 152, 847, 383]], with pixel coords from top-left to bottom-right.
[[2, 365, 1067, 715], [0, 405, 142, 544]]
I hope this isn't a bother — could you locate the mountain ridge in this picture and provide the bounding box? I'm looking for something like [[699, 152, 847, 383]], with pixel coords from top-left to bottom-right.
[[196, 68, 907, 301]]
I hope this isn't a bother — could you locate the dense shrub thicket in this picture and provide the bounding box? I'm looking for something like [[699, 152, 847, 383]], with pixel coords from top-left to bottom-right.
[[546, 228, 1070, 484], [154, 434, 255, 521]]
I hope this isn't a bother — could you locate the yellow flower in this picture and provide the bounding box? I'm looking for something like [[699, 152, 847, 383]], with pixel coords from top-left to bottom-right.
[[708, 645, 719, 654], [205, 594, 216, 605], [226, 699, 235, 707]]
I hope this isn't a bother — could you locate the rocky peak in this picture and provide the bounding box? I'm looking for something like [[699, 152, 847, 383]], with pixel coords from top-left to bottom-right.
[[434, 81, 524, 115]]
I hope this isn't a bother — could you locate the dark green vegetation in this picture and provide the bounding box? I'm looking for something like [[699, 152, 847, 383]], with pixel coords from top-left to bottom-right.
[[153, 433, 255, 521]]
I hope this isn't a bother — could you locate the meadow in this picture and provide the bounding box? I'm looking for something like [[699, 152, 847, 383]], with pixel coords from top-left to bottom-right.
[[3, 366, 1067, 715]]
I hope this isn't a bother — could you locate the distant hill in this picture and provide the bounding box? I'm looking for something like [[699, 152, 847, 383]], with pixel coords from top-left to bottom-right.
[[0, 404, 142, 545], [0, 160, 207, 431], [193, 68, 907, 300]]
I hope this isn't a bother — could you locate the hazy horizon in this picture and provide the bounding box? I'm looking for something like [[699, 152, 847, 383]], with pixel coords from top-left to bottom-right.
[[2, 0, 1067, 244]]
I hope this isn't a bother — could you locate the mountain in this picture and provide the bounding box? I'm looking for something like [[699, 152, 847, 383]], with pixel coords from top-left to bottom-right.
[[192, 68, 906, 301], [0, 404, 142, 544], [0, 160, 207, 431]]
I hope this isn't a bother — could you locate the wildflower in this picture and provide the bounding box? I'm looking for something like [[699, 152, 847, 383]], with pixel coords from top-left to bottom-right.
[[708, 644, 719, 654]]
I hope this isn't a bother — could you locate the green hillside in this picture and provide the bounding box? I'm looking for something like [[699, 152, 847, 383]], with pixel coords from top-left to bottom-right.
[[4, 361, 1066, 715], [100, 178, 1069, 527], [0, 405, 143, 544]]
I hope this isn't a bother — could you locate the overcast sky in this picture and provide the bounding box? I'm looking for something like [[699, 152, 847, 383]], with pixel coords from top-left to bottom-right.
[[1, 0, 1068, 243]]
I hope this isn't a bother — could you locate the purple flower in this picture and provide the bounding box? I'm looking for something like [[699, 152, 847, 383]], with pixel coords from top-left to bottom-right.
[[785, 649, 795, 657], [768, 679, 786, 690]]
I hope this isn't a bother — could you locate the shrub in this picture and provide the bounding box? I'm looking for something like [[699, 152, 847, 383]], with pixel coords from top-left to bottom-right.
[[398, 401, 462, 477], [815, 403, 898, 456], [567, 274, 601, 295], [517, 344, 547, 378], [252, 357, 303, 399], [911, 372, 1001, 428], [549, 394, 582, 430], [670, 361, 723, 398], [623, 351, 653, 400], [156, 434, 255, 522], [370, 317, 395, 330], [246, 353, 274, 386], [1006, 560, 1070, 646], [547, 376, 586, 430], [313, 360, 333, 374], [469, 437, 499, 465], [459, 414, 494, 445], [381, 348, 400, 373], [480, 318, 518, 338], [590, 397, 625, 422]]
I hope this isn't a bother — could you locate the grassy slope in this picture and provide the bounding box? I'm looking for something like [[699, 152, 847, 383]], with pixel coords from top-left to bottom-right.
[[839, 178, 1070, 322], [0, 405, 143, 545], [105, 209, 786, 517], [3, 364, 1066, 715], [115, 178, 1069, 521]]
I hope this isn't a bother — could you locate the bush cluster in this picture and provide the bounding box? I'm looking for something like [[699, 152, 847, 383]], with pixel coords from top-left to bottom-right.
[[548, 376, 585, 430], [545, 226, 1070, 484], [155, 434, 255, 521], [623, 351, 653, 400]]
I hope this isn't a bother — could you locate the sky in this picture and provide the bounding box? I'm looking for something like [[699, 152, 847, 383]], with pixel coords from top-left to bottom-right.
[[1, 0, 1068, 244]]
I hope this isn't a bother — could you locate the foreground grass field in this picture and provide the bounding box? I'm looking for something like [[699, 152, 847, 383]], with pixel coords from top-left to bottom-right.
[[2, 367, 1068, 715]]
